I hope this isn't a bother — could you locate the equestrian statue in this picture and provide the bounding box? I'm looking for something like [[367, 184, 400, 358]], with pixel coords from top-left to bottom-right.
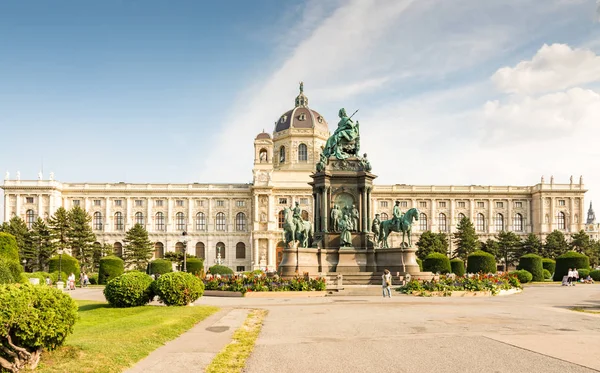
[[282, 202, 313, 248], [378, 207, 419, 249]]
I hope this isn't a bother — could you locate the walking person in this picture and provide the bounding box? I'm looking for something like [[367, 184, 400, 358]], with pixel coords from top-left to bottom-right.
[[567, 268, 573, 286], [382, 269, 392, 298], [574, 268, 579, 284]]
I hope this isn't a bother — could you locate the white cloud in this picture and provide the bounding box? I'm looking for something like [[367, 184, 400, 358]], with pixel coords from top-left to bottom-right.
[[492, 43, 600, 94]]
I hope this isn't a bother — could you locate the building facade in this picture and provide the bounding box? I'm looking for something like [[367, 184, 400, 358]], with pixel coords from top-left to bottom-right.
[[2, 85, 587, 271]]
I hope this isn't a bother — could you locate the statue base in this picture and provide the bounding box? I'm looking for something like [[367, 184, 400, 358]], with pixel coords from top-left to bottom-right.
[[374, 246, 421, 274], [279, 243, 320, 278], [336, 247, 368, 272]]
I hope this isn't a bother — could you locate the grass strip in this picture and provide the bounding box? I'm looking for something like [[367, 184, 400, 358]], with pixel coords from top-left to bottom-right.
[[205, 309, 268, 373], [38, 300, 219, 373], [571, 307, 600, 314]]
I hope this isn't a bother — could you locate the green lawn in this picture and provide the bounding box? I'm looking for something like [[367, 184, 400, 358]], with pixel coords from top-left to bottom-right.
[[38, 301, 219, 373]]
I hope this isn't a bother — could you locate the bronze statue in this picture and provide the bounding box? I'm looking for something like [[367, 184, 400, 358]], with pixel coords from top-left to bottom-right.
[[371, 214, 381, 244], [339, 215, 352, 247], [322, 108, 360, 160], [351, 204, 359, 231], [330, 205, 340, 232], [379, 208, 420, 248], [282, 207, 313, 248]]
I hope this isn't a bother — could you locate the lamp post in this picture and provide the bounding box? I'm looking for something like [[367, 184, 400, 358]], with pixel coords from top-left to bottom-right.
[[57, 248, 64, 289], [180, 231, 188, 272]]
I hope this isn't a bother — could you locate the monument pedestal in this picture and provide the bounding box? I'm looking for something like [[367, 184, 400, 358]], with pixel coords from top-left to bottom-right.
[[336, 248, 368, 272], [279, 242, 320, 278], [374, 246, 421, 274]]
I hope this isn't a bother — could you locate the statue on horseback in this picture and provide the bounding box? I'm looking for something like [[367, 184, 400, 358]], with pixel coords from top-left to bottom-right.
[[282, 202, 313, 248], [378, 207, 419, 249]]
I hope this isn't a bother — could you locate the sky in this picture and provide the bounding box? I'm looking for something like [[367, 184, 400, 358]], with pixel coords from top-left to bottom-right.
[[1, 0, 600, 223]]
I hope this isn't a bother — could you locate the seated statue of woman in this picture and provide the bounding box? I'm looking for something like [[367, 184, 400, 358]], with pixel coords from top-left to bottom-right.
[[323, 108, 359, 159]]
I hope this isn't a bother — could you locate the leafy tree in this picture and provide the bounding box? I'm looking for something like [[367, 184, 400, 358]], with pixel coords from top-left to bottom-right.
[[584, 240, 600, 268], [123, 224, 154, 270], [29, 218, 54, 271], [67, 206, 96, 272], [416, 231, 449, 260], [521, 233, 543, 256], [481, 238, 500, 259], [496, 230, 522, 270], [0, 216, 30, 264], [543, 230, 568, 259], [570, 230, 591, 253], [48, 207, 70, 253], [452, 217, 479, 260]]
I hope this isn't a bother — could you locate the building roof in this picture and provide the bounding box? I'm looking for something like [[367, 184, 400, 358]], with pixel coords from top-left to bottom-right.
[[273, 82, 328, 133]]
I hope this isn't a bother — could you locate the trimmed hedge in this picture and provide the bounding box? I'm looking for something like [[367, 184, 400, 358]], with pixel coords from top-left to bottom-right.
[[208, 265, 234, 275], [450, 258, 465, 277], [553, 251, 589, 281], [510, 269, 533, 283], [543, 269, 552, 280], [98, 256, 124, 285], [542, 258, 556, 275], [517, 254, 544, 282], [186, 258, 204, 275], [104, 272, 154, 308], [0, 257, 23, 284], [0, 232, 19, 261], [0, 260, 14, 284], [416, 258, 423, 272], [88, 273, 99, 285], [149, 259, 173, 275], [50, 271, 68, 284], [48, 254, 80, 280], [590, 270, 600, 281], [423, 253, 451, 274], [153, 272, 204, 306], [466, 250, 497, 274], [577, 268, 590, 279]]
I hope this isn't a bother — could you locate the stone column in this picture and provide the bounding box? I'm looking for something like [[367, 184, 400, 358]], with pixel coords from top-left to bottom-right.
[[469, 199, 474, 222], [228, 198, 233, 232], [430, 199, 436, 232], [367, 187, 373, 232], [570, 197, 575, 233], [207, 198, 213, 232], [37, 195, 43, 219], [362, 188, 368, 232], [507, 199, 512, 232], [3, 193, 10, 220], [167, 198, 174, 232], [105, 197, 111, 233], [321, 187, 328, 232], [15, 194, 21, 219], [187, 198, 193, 232], [253, 238, 259, 270], [254, 194, 259, 222], [267, 239, 275, 269], [313, 192, 318, 231], [146, 198, 153, 232], [126, 197, 132, 229], [549, 197, 555, 232], [488, 198, 493, 234]]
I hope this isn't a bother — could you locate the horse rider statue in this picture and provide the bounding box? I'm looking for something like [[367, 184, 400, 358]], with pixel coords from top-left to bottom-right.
[[282, 202, 313, 248]]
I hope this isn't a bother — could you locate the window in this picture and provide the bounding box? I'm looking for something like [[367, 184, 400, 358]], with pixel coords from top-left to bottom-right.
[[380, 201, 388, 208], [476, 213, 485, 232], [438, 213, 447, 232], [216, 200, 224, 207], [513, 213, 523, 232], [114, 200, 122, 207], [419, 213, 428, 231], [155, 200, 164, 207], [196, 212, 206, 231], [298, 144, 308, 162], [496, 202, 503, 208], [236, 200, 245, 207], [93, 212, 103, 230], [26, 209, 35, 229], [419, 201, 427, 208], [495, 213, 504, 232], [94, 200, 101, 206], [175, 242, 184, 254], [114, 212, 124, 231], [216, 212, 226, 231], [216, 242, 225, 259], [279, 146, 286, 163], [457, 201, 466, 208], [557, 211, 566, 230], [300, 198, 309, 205], [380, 212, 389, 221], [155, 212, 165, 231], [196, 200, 204, 207], [279, 198, 288, 205], [236, 266, 245, 272], [135, 212, 144, 226], [278, 210, 285, 228], [73, 200, 81, 207], [176, 212, 186, 230], [457, 213, 466, 223], [439, 201, 446, 208], [176, 200, 184, 207], [400, 201, 408, 208], [236, 242, 246, 259], [154, 242, 164, 258], [236, 212, 246, 231], [195, 242, 205, 259], [477, 201, 484, 208], [514, 201, 523, 208], [135, 199, 143, 207], [25, 197, 34, 204], [558, 200, 565, 206]]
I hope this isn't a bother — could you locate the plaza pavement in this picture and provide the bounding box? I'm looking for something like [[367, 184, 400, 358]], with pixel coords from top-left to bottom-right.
[[70, 284, 600, 373]]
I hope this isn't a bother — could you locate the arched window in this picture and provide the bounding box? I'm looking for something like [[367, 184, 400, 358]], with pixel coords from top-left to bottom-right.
[[26, 209, 35, 229], [175, 242, 184, 253], [557, 211, 566, 230], [135, 212, 144, 226], [155, 212, 165, 231], [235, 212, 246, 231], [278, 210, 285, 228], [438, 213, 447, 232], [176, 212, 186, 231], [216, 242, 225, 259], [380, 212, 389, 221], [457, 213, 466, 224], [93, 212, 103, 230], [114, 212, 124, 231], [279, 146, 286, 163], [298, 144, 308, 162], [195, 242, 205, 259], [154, 242, 164, 259], [113, 242, 123, 257], [513, 213, 523, 232], [301, 210, 309, 221], [216, 212, 226, 231], [236, 242, 246, 259], [196, 212, 206, 231], [495, 213, 504, 232], [419, 213, 428, 231], [476, 213, 485, 232]]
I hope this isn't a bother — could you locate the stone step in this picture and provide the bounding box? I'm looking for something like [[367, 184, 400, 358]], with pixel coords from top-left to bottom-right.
[[328, 285, 395, 296]]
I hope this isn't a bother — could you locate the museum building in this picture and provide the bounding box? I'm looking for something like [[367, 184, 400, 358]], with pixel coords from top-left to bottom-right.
[[1, 85, 588, 271]]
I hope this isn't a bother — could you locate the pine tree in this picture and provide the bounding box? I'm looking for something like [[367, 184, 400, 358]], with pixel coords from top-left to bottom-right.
[[452, 216, 479, 260], [92, 243, 114, 271], [570, 230, 591, 253], [416, 231, 449, 260], [123, 224, 154, 270], [0, 216, 30, 265], [543, 230, 568, 259], [521, 233, 543, 256], [48, 207, 71, 253], [68, 206, 96, 272], [496, 230, 522, 270], [29, 217, 54, 271], [481, 238, 500, 259]]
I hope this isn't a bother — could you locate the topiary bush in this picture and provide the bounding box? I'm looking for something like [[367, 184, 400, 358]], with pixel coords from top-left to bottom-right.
[[542, 258, 555, 276], [543, 269, 552, 280], [0, 257, 23, 284], [104, 272, 154, 308], [416, 258, 423, 271], [423, 253, 451, 274], [510, 269, 533, 284], [88, 273, 99, 285], [0, 283, 78, 370], [466, 250, 497, 274], [553, 251, 589, 281], [590, 269, 600, 281], [450, 258, 465, 277], [0, 232, 19, 261], [517, 254, 544, 282], [577, 268, 590, 279], [0, 260, 15, 284], [153, 272, 204, 306], [186, 258, 204, 275], [208, 265, 234, 275], [48, 254, 80, 280], [98, 256, 124, 284], [149, 259, 173, 275]]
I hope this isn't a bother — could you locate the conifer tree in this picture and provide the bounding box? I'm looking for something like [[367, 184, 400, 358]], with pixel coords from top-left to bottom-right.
[[570, 230, 591, 253], [0, 216, 30, 264], [67, 206, 96, 272], [29, 217, 54, 271], [416, 231, 449, 260], [543, 230, 568, 259], [452, 216, 479, 260], [496, 230, 522, 270], [123, 224, 154, 270], [521, 233, 543, 256], [48, 207, 71, 253]]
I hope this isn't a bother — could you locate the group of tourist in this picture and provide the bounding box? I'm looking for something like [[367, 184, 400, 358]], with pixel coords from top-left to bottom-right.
[[563, 268, 595, 285]]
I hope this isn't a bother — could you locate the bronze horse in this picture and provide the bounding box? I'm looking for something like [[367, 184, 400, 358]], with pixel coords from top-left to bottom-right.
[[378, 208, 419, 248]]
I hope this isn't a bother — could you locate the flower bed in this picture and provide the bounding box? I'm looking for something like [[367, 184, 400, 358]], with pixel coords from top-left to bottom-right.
[[202, 273, 326, 295], [399, 273, 522, 297]]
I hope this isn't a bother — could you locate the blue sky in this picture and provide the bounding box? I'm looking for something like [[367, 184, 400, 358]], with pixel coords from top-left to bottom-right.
[[1, 0, 600, 222]]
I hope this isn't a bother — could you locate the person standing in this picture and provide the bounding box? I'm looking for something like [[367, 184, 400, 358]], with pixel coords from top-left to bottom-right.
[[567, 268, 573, 286], [382, 269, 392, 298], [574, 268, 579, 284]]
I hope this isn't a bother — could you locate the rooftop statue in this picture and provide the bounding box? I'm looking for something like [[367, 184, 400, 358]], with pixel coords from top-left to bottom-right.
[[322, 108, 360, 160]]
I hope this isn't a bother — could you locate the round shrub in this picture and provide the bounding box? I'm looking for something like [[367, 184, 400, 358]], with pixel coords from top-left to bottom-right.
[[98, 256, 124, 284], [543, 269, 552, 280], [577, 268, 590, 279], [510, 269, 533, 283], [0, 257, 23, 283], [450, 258, 465, 277], [0, 283, 78, 370], [517, 254, 544, 282], [208, 265, 234, 275], [590, 269, 600, 281], [48, 254, 80, 280], [104, 272, 154, 308], [553, 251, 589, 281], [466, 250, 497, 274], [542, 258, 555, 275], [423, 253, 451, 274], [0, 260, 15, 284], [153, 272, 204, 306], [416, 258, 423, 271], [88, 273, 99, 285], [186, 258, 204, 275], [149, 259, 173, 275], [0, 232, 19, 261]]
